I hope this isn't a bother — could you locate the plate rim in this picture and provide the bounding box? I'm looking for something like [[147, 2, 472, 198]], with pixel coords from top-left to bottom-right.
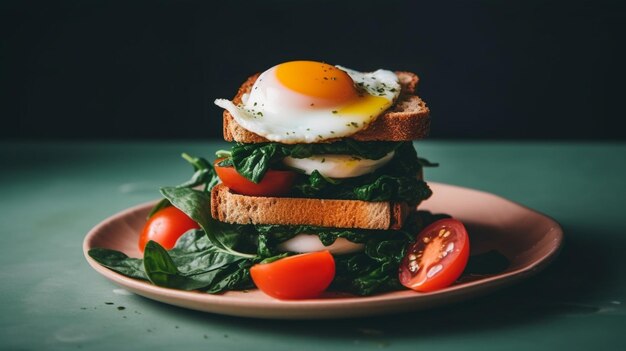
[[83, 182, 563, 318]]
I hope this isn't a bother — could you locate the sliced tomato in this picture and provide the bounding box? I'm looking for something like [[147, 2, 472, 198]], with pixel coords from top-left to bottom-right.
[[138, 206, 200, 253], [214, 159, 295, 197], [250, 251, 335, 300], [399, 218, 470, 292]]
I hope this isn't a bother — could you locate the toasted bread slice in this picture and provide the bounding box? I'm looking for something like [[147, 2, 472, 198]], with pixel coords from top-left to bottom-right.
[[222, 71, 430, 143], [211, 184, 410, 230]]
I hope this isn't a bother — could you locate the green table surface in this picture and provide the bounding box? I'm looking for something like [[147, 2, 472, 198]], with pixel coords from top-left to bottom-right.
[[1, 140, 625, 350]]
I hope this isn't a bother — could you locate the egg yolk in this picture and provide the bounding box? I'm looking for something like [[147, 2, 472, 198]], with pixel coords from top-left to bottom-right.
[[275, 61, 359, 104], [338, 94, 390, 116]]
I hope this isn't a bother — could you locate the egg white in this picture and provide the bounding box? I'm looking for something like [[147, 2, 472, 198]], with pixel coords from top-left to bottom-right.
[[283, 151, 395, 178], [214, 65, 400, 144], [277, 234, 365, 255]]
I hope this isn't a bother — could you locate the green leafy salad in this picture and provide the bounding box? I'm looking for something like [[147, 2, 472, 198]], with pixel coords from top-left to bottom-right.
[[89, 141, 445, 296]]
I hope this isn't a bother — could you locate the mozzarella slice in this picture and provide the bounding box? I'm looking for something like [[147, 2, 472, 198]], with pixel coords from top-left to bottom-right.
[[277, 234, 365, 255], [283, 151, 394, 178]]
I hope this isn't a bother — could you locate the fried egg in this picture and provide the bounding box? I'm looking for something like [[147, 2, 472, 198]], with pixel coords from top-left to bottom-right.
[[214, 61, 401, 144], [283, 151, 395, 178]]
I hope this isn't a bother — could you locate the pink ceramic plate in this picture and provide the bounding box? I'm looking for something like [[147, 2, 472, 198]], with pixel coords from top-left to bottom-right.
[[83, 183, 563, 319]]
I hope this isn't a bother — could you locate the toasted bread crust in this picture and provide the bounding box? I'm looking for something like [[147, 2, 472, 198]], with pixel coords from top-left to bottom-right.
[[211, 184, 409, 230], [222, 71, 430, 143]]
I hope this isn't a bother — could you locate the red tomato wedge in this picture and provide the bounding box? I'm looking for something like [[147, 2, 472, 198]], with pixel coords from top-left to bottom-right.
[[214, 159, 295, 197], [250, 251, 336, 300], [138, 206, 200, 253], [399, 218, 470, 292]]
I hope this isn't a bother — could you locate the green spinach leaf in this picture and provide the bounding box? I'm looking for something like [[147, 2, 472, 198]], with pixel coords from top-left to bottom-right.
[[88, 248, 148, 280], [91, 230, 251, 292], [142, 240, 248, 291], [147, 153, 219, 218], [167, 230, 246, 275], [331, 237, 408, 295], [143, 240, 200, 289], [205, 260, 255, 293], [160, 187, 256, 258], [230, 143, 289, 183]]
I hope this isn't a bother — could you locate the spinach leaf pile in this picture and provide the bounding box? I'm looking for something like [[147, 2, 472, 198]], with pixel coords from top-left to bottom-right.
[[89, 148, 443, 296], [220, 141, 435, 205], [90, 204, 447, 295]]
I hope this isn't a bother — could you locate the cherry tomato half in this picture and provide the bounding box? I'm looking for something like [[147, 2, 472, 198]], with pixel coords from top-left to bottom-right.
[[250, 251, 336, 300], [214, 159, 295, 197], [399, 218, 470, 292], [138, 206, 200, 253]]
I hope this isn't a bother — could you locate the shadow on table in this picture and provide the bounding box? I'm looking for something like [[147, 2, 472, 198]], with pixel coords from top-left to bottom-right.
[[140, 224, 617, 339]]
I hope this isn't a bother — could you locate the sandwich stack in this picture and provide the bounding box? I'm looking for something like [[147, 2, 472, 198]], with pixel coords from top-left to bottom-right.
[[211, 60, 433, 295]]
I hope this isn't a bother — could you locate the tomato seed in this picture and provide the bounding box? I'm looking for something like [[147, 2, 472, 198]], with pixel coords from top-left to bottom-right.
[[445, 242, 455, 253], [427, 264, 443, 278]]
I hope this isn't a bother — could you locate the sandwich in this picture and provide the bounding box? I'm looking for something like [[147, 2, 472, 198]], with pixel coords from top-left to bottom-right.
[[210, 60, 435, 296], [89, 60, 446, 299]]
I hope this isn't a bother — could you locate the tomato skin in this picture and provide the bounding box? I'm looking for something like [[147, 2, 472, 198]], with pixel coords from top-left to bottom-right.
[[399, 218, 470, 292], [138, 206, 200, 253], [250, 251, 336, 300], [214, 159, 295, 197]]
